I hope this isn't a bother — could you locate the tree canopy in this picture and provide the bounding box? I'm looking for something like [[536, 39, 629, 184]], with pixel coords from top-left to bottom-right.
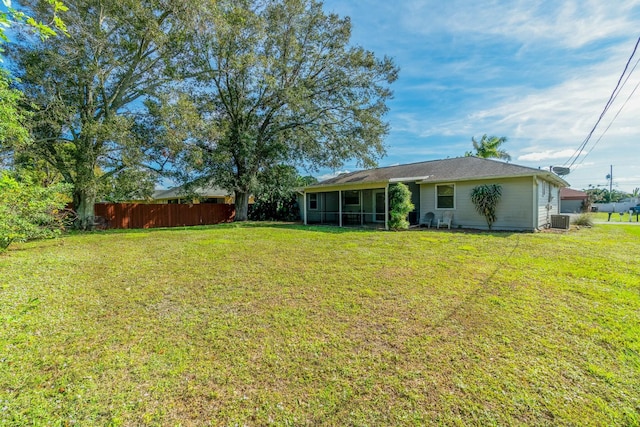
[[466, 135, 511, 161], [6, 0, 397, 225], [7, 0, 195, 228], [0, 0, 68, 55], [153, 0, 398, 220], [1, 0, 67, 160]]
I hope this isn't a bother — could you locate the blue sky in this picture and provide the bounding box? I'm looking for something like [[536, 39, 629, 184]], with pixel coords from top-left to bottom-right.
[[318, 0, 640, 193]]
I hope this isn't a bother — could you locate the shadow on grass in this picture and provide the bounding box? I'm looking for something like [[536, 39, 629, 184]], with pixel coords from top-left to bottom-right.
[[66, 221, 525, 237], [64, 221, 368, 235]]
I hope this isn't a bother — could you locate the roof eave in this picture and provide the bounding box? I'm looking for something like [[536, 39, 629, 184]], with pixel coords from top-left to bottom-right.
[[417, 172, 569, 187], [304, 180, 391, 192]]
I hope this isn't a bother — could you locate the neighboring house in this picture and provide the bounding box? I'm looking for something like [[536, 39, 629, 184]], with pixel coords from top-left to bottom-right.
[[560, 188, 588, 213], [150, 186, 233, 204], [302, 157, 569, 231]]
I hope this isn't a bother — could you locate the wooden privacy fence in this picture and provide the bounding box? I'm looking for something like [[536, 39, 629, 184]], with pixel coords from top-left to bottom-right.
[[94, 203, 235, 229]]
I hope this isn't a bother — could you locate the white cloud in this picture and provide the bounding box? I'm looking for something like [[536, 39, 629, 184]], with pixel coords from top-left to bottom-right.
[[518, 149, 577, 162], [321, 0, 640, 192], [402, 0, 640, 49]]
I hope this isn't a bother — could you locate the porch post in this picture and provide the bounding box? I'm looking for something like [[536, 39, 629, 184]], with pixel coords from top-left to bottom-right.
[[360, 191, 364, 225], [339, 190, 343, 227], [303, 192, 307, 225], [385, 184, 389, 230]]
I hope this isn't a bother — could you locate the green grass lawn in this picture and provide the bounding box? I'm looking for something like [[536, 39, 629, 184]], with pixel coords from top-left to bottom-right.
[[589, 210, 640, 223], [1, 223, 639, 426]]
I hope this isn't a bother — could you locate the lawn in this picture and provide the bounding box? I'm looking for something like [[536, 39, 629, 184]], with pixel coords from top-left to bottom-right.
[[1, 223, 639, 426], [589, 211, 639, 223]]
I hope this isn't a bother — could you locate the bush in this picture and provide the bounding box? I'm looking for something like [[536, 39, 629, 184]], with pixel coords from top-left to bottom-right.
[[248, 196, 300, 221], [388, 183, 414, 230], [470, 184, 502, 230], [571, 213, 593, 227], [0, 172, 71, 251]]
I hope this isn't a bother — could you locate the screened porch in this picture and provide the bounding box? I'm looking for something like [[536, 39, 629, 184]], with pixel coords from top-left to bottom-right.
[[304, 188, 389, 228]]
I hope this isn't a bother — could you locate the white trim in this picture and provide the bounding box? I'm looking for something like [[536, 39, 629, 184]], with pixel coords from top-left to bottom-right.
[[339, 190, 343, 227], [303, 192, 307, 225], [417, 173, 567, 188], [389, 176, 430, 183], [532, 177, 537, 230], [373, 189, 386, 223], [435, 183, 456, 210], [385, 184, 389, 230]]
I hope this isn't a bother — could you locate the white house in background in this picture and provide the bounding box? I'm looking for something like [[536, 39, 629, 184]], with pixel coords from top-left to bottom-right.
[[301, 157, 569, 231], [150, 186, 232, 204]]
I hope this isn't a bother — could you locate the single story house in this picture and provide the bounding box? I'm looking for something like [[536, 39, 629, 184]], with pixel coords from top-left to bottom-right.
[[559, 188, 588, 213], [302, 157, 569, 231], [150, 186, 232, 204]]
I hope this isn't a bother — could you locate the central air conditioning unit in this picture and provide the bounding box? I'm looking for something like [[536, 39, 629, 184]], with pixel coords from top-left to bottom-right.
[[550, 214, 570, 230]]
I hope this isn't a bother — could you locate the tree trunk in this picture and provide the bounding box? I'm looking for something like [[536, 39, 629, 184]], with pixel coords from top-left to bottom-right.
[[74, 188, 96, 230], [234, 190, 250, 221]]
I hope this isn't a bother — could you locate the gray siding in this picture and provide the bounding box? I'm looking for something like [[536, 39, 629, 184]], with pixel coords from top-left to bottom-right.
[[561, 199, 584, 213], [420, 177, 535, 231], [536, 179, 561, 228]]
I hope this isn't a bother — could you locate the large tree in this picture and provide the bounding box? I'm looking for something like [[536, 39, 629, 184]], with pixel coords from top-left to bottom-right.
[[157, 0, 398, 221], [1, 0, 67, 155], [7, 0, 193, 229], [466, 134, 511, 161]]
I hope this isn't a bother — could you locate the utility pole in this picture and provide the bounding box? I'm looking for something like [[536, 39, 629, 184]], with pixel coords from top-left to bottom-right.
[[609, 165, 613, 196]]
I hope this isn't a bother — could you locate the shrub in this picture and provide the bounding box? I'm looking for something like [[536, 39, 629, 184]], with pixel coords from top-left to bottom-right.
[[470, 184, 502, 230], [0, 172, 71, 251], [248, 196, 300, 221], [388, 183, 414, 230], [571, 213, 593, 227]]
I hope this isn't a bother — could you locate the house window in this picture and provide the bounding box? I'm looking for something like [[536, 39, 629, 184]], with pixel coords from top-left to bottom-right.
[[309, 193, 318, 210], [436, 184, 455, 209], [344, 190, 360, 206]]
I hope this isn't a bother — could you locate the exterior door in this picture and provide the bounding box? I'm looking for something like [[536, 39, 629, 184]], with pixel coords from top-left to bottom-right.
[[374, 190, 386, 222]]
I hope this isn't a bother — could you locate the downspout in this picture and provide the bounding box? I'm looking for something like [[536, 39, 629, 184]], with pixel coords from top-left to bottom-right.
[[385, 184, 389, 230], [533, 176, 538, 231]]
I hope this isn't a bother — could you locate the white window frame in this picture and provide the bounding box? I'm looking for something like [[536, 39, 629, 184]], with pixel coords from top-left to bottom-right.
[[309, 193, 318, 210], [435, 184, 456, 210]]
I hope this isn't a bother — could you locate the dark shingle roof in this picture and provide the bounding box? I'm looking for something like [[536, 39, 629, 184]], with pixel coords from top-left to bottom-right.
[[560, 188, 588, 199], [308, 157, 569, 188], [152, 186, 229, 199]]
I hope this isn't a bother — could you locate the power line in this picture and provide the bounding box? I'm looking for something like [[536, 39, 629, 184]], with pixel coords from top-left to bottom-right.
[[577, 74, 640, 166], [563, 35, 640, 169]]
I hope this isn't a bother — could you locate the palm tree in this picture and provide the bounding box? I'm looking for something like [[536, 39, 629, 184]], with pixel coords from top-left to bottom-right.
[[466, 135, 511, 161]]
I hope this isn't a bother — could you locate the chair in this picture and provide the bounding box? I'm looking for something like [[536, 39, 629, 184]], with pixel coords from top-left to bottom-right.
[[437, 211, 453, 229], [420, 212, 435, 228]]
